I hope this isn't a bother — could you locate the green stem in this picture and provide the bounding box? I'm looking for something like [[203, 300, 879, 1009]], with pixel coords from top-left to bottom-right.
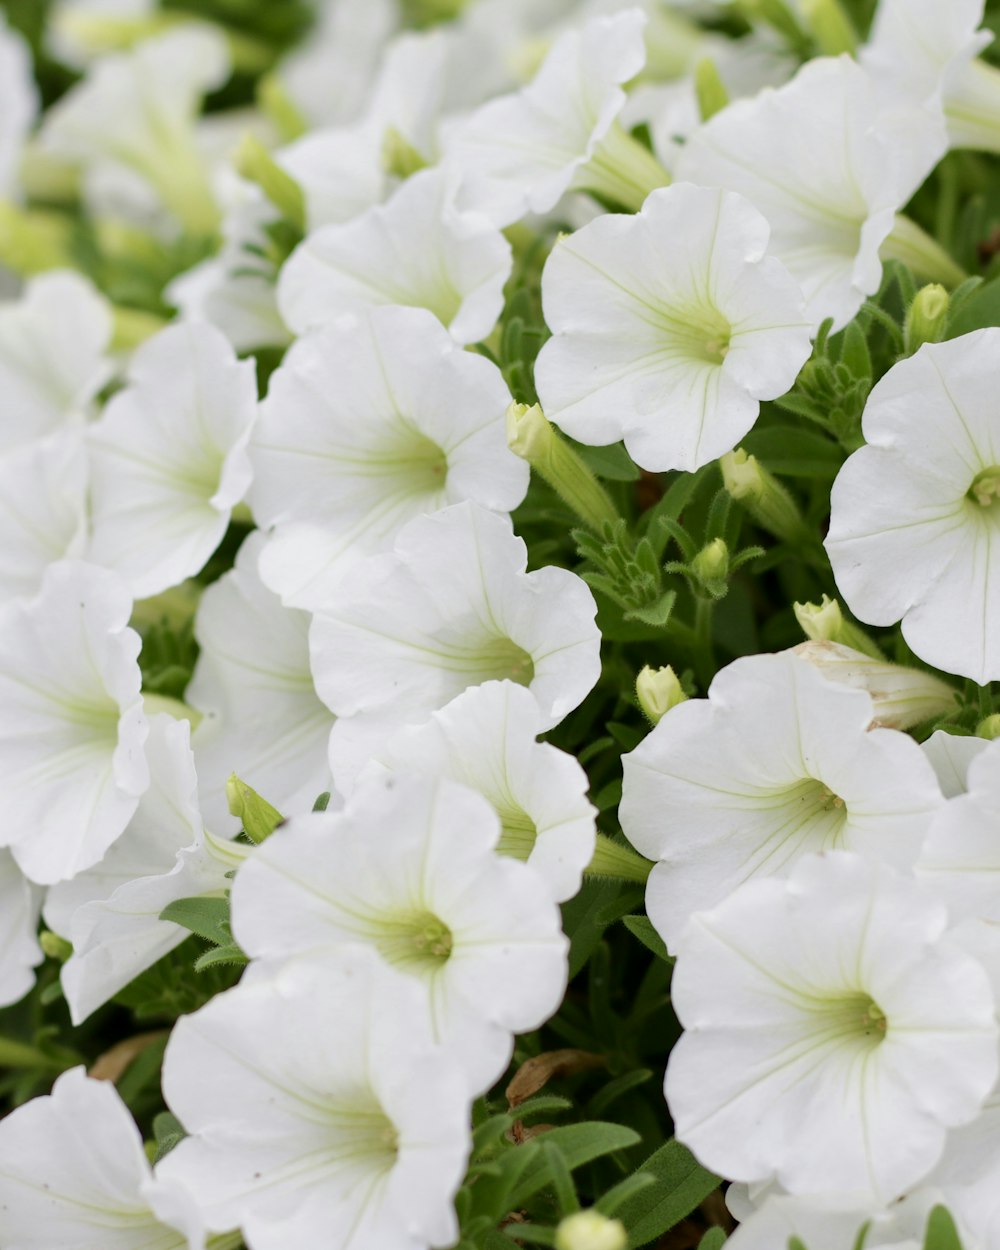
[[0, 1036, 77, 1072], [585, 833, 652, 884], [692, 598, 715, 690]]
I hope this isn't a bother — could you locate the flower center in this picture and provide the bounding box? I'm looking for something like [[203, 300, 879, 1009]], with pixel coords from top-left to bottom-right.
[[967, 465, 1000, 509], [809, 991, 888, 1050], [436, 633, 536, 687], [320, 1095, 400, 1178], [372, 909, 454, 974], [497, 803, 539, 859], [654, 304, 732, 366]]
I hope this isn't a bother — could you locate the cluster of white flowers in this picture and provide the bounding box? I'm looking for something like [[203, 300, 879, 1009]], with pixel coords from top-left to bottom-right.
[[2, 0, 1000, 1247]]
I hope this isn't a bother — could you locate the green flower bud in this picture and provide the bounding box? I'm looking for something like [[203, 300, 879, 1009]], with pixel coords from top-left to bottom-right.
[[904, 284, 950, 355], [799, 0, 857, 54], [636, 664, 687, 724], [793, 594, 884, 660], [977, 713, 1000, 741], [234, 133, 305, 232], [555, 1210, 628, 1250], [691, 537, 729, 597], [39, 931, 73, 962], [694, 57, 729, 122], [721, 448, 808, 546], [226, 774, 284, 844]]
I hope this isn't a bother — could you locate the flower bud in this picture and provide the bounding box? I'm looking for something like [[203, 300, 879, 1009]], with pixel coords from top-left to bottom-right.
[[39, 930, 72, 962], [799, 0, 857, 55], [977, 714, 1000, 741], [905, 284, 950, 355], [691, 537, 730, 597], [226, 774, 284, 844], [234, 133, 305, 232], [694, 57, 728, 122], [790, 641, 959, 730], [793, 594, 884, 660], [720, 448, 807, 546], [636, 664, 687, 724], [555, 1211, 627, 1250]]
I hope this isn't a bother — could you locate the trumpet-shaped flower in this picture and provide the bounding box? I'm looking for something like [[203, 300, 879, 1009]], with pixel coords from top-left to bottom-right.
[[39, 26, 229, 234], [87, 321, 257, 599], [0, 271, 113, 454], [825, 330, 1000, 685], [356, 681, 596, 903], [533, 182, 811, 473], [231, 774, 568, 1092], [186, 533, 334, 833], [278, 167, 512, 344], [665, 852, 998, 1201], [675, 56, 945, 330], [921, 729, 990, 799], [724, 1192, 925, 1250], [250, 309, 528, 609], [444, 9, 666, 227], [313, 503, 601, 777], [0, 434, 88, 602], [0, 850, 42, 1008], [0, 561, 148, 885], [43, 715, 244, 1025], [158, 951, 472, 1250], [0, 12, 37, 198], [620, 651, 943, 950], [0, 1066, 208, 1249]]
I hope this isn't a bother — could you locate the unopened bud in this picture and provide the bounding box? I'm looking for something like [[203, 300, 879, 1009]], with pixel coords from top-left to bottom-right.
[[234, 133, 305, 232], [39, 931, 72, 962], [226, 774, 284, 844], [555, 1210, 627, 1250], [694, 57, 729, 122], [793, 595, 884, 661], [636, 664, 687, 724], [721, 449, 807, 546], [790, 641, 959, 730], [257, 73, 308, 143], [506, 403, 620, 532], [799, 0, 857, 54], [691, 537, 729, 596], [905, 284, 950, 355], [977, 714, 1000, 741]]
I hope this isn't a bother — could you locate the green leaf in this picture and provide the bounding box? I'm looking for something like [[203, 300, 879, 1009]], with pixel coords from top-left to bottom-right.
[[624, 591, 676, 627], [510, 1122, 642, 1207], [699, 1229, 727, 1250], [152, 1111, 185, 1163], [949, 277, 1000, 336], [621, 916, 673, 963], [575, 441, 641, 481], [838, 319, 872, 380], [193, 943, 249, 972], [923, 1206, 965, 1250], [160, 896, 231, 946], [615, 1139, 719, 1248], [587, 1069, 654, 1119]]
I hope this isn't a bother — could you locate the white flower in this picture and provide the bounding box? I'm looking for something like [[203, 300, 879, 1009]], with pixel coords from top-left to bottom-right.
[[0, 561, 148, 885], [158, 950, 472, 1250], [620, 651, 944, 950], [0, 271, 113, 454], [825, 329, 1000, 685], [249, 308, 528, 609], [533, 182, 811, 473], [0, 434, 88, 602], [87, 321, 257, 599], [0, 850, 43, 1008], [0, 11, 38, 199], [186, 532, 334, 833], [918, 738, 1000, 924], [675, 55, 945, 330], [314, 502, 601, 777], [665, 852, 998, 1201], [278, 166, 512, 345], [231, 774, 568, 1092], [46, 0, 157, 70], [444, 8, 665, 227], [39, 26, 229, 234], [0, 1066, 208, 1249], [724, 1192, 923, 1250], [921, 729, 990, 799], [356, 681, 596, 903], [43, 715, 243, 1025]]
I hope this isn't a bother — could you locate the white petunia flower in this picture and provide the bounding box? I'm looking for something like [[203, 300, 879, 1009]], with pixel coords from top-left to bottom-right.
[[278, 166, 512, 344], [0, 12, 38, 199], [46, 0, 157, 70], [724, 1191, 923, 1250], [444, 8, 667, 227], [0, 1066, 208, 1249], [674, 55, 945, 330], [0, 271, 113, 454], [43, 715, 244, 1025], [918, 738, 1000, 924], [0, 434, 88, 602], [0, 561, 148, 885], [665, 852, 998, 1201], [250, 309, 528, 610], [231, 774, 568, 1092], [921, 729, 990, 799], [39, 26, 229, 235], [825, 329, 1000, 685], [87, 321, 257, 599], [356, 681, 596, 903], [620, 651, 944, 950], [533, 182, 811, 473], [0, 850, 43, 1009], [186, 532, 334, 833], [314, 502, 601, 777], [158, 950, 472, 1250]]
